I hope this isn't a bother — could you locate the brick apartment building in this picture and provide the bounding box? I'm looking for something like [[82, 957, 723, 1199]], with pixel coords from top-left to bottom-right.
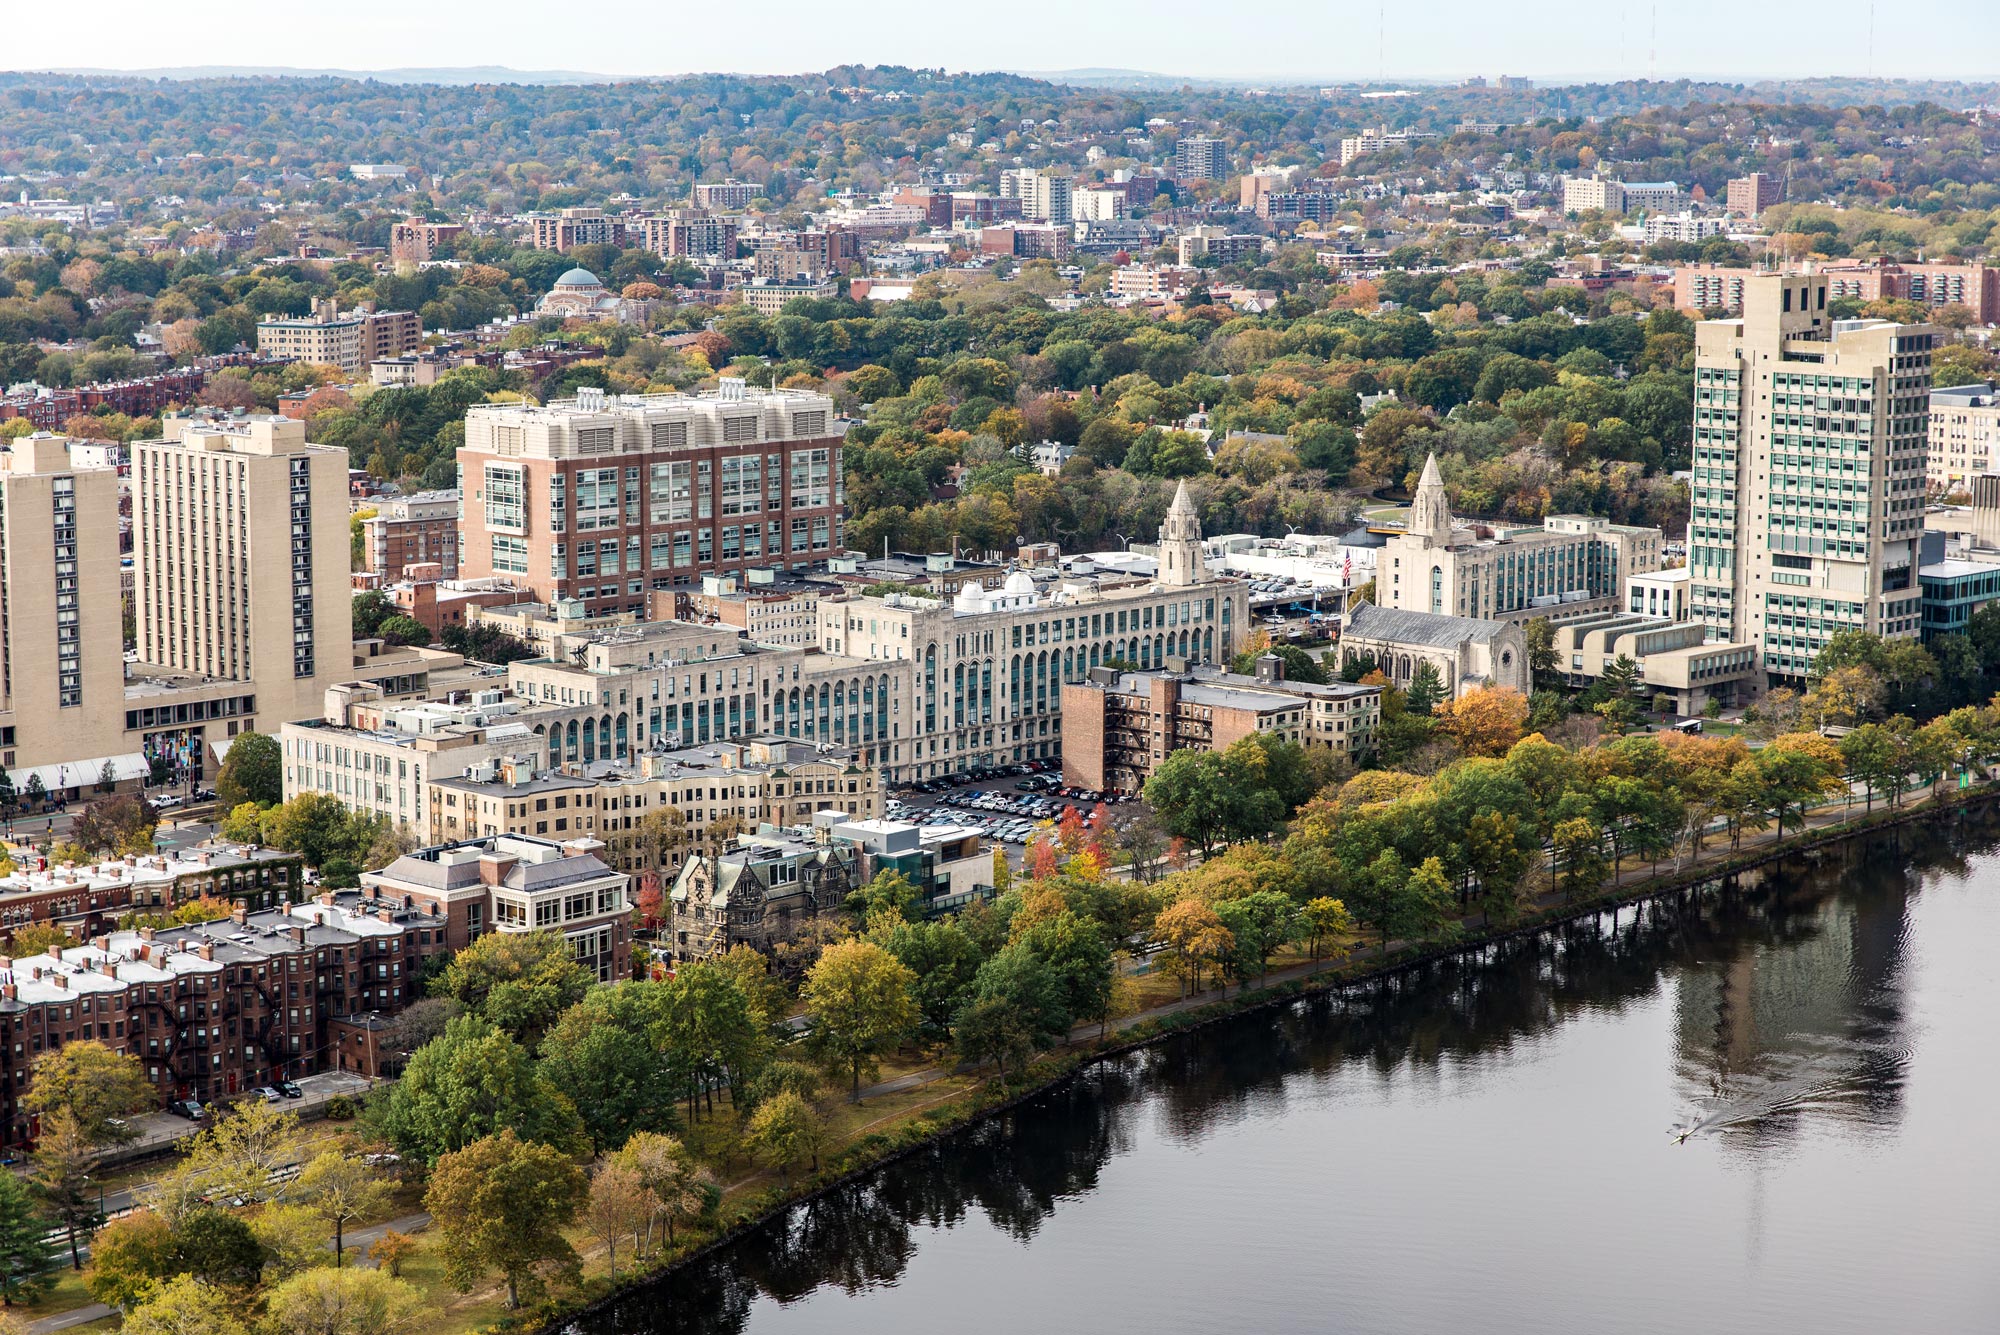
[[637, 209, 740, 260], [1725, 172, 1784, 218], [389, 219, 464, 264], [0, 366, 211, 432], [1061, 663, 1315, 793], [456, 381, 844, 614], [256, 299, 422, 375], [1675, 258, 2000, 324], [980, 224, 1072, 261], [360, 489, 462, 579], [692, 181, 759, 211], [0, 891, 450, 1143]]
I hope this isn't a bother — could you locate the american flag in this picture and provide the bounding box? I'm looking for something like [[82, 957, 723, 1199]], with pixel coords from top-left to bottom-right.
[[1343, 552, 1352, 584]]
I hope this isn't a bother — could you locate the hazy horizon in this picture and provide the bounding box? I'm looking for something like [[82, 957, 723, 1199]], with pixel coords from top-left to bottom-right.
[[5, 0, 1994, 86]]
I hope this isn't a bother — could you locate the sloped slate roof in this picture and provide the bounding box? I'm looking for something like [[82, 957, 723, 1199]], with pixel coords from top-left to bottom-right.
[[1345, 602, 1508, 648]]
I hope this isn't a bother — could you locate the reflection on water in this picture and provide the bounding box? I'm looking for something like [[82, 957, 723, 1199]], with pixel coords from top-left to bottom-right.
[[573, 811, 2000, 1335]]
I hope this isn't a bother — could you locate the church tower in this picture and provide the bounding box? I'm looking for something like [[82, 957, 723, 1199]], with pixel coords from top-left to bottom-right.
[[1408, 453, 1453, 549], [1157, 480, 1207, 587]]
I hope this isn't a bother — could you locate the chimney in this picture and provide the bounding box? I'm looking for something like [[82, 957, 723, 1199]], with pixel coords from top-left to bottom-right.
[[477, 854, 517, 886], [90, 936, 108, 952], [231, 906, 249, 926], [318, 892, 336, 907], [0, 985, 12, 1001], [290, 926, 307, 944], [139, 927, 155, 941], [197, 941, 214, 960]]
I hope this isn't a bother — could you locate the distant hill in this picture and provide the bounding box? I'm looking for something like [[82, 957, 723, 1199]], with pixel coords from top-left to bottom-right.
[[39, 64, 618, 85]]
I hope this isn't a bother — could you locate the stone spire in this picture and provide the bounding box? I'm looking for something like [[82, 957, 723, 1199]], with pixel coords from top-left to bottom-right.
[[1157, 481, 1207, 587], [1409, 452, 1453, 548]]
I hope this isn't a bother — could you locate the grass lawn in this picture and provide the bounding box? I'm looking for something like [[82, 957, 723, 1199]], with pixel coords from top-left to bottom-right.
[[14, 1264, 99, 1320]]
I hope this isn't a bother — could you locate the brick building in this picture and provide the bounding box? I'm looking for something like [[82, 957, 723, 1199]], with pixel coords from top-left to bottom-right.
[[1060, 665, 1309, 793], [528, 208, 627, 251], [360, 489, 462, 579], [256, 300, 421, 375], [1725, 173, 1784, 218], [1, 844, 306, 945], [0, 892, 450, 1143], [360, 833, 630, 982], [456, 381, 843, 612], [389, 220, 464, 264], [692, 181, 758, 211]]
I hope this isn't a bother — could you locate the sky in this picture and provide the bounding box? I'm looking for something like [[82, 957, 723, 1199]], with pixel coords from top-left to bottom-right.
[[10, 0, 1999, 84]]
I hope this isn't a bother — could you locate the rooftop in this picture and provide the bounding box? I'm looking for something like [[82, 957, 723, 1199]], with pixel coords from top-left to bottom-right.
[[1344, 602, 1512, 648]]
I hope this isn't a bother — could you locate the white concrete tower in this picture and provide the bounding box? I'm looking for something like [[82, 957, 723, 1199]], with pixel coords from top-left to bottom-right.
[[1408, 453, 1453, 549], [1157, 480, 1208, 587]]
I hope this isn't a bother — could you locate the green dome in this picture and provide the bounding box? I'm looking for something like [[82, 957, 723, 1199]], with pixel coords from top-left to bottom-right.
[[554, 267, 602, 288]]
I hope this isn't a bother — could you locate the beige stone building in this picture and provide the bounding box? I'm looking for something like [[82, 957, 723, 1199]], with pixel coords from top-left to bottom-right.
[[1379, 455, 1662, 628], [2, 425, 434, 793], [813, 483, 1249, 781], [425, 737, 881, 885], [1688, 273, 1934, 679], [1551, 613, 1760, 714], [1927, 383, 2000, 495], [136, 415, 354, 735], [1337, 603, 1530, 700], [256, 299, 420, 374]]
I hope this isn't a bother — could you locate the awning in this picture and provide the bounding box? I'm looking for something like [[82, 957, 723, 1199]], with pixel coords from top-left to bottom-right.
[[209, 735, 238, 766], [9, 752, 151, 794]]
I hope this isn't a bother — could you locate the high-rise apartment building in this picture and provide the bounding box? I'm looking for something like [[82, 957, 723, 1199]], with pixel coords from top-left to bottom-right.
[[528, 207, 625, 251], [389, 219, 464, 264], [0, 425, 432, 793], [136, 415, 355, 722], [1927, 382, 2000, 494], [0, 436, 125, 754], [1175, 136, 1228, 182], [256, 299, 420, 374], [1688, 273, 1936, 680], [457, 382, 843, 615], [1725, 172, 1784, 218], [692, 180, 758, 211], [637, 208, 740, 260]]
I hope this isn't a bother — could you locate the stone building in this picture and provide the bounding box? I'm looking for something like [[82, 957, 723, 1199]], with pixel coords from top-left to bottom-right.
[[1337, 602, 1529, 700], [666, 820, 856, 963]]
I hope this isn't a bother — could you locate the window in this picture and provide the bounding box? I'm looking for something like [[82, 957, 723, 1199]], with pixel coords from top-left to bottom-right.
[[492, 535, 529, 574], [483, 464, 526, 531]]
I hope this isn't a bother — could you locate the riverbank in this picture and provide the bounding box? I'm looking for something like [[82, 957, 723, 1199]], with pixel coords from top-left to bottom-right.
[[524, 778, 2000, 1335]]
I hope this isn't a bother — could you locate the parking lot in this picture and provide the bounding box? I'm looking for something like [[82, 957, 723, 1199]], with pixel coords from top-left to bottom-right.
[[887, 763, 1144, 868]]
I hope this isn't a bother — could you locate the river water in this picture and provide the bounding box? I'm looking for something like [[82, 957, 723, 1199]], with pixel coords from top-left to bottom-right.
[[574, 812, 2000, 1335]]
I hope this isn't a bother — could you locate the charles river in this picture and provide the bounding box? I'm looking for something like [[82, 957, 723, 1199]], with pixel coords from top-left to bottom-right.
[[575, 810, 2000, 1335]]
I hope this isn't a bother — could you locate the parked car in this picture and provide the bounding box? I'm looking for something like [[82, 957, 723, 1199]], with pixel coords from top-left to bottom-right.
[[276, 1081, 304, 1099], [168, 1099, 206, 1120], [252, 1086, 284, 1104]]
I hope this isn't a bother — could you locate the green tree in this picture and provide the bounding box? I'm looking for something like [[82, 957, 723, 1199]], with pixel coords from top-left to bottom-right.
[[536, 986, 683, 1152], [1405, 661, 1446, 716], [375, 616, 431, 648], [802, 940, 918, 1101], [214, 732, 281, 808], [875, 918, 983, 1043], [120, 1275, 251, 1335], [845, 869, 922, 924], [435, 929, 593, 1051], [21, 1042, 153, 1145], [0, 1170, 56, 1306], [170, 1208, 264, 1288], [953, 996, 1037, 1083], [295, 1152, 393, 1266], [657, 963, 770, 1118], [26, 1111, 99, 1271], [1552, 817, 1608, 901], [1213, 890, 1299, 991], [1523, 616, 1560, 689], [377, 1015, 584, 1164], [1299, 896, 1354, 962], [264, 1266, 425, 1335], [82, 1210, 178, 1311], [257, 794, 380, 870], [744, 1090, 829, 1186], [1142, 747, 1285, 856], [424, 1131, 586, 1310]]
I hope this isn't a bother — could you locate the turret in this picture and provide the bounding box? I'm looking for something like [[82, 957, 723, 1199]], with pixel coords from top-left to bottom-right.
[[1157, 480, 1207, 587], [1408, 453, 1453, 549]]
